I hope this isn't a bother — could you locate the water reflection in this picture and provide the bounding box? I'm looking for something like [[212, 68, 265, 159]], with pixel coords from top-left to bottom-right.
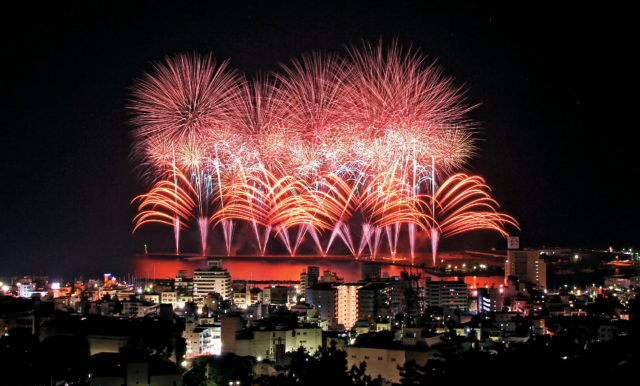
[[132, 256, 408, 282], [131, 255, 504, 288]]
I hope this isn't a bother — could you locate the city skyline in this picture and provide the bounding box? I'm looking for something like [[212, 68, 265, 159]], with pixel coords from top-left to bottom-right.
[[2, 246, 636, 384]]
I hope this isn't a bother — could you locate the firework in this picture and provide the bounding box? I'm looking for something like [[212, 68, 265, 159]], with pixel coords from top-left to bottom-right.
[[131, 164, 196, 255], [129, 43, 516, 261], [130, 53, 243, 143], [342, 41, 476, 177], [421, 173, 520, 264]]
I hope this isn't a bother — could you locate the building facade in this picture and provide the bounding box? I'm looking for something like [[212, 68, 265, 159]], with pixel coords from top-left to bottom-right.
[[505, 250, 547, 289], [424, 280, 469, 310], [337, 284, 361, 330], [193, 268, 232, 300]]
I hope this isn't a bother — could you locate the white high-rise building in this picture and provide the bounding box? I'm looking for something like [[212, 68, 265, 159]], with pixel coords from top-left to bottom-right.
[[193, 268, 232, 300], [336, 284, 360, 330], [424, 280, 469, 310], [184, 322, 222, 356], [17, 281, 35, 298], [505, 250, 547, 289]]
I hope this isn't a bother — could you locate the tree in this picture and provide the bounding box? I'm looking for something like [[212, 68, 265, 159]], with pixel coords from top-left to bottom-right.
[[348, 361, 372, 386], [184, 354, 252, 386], [257, 341, 352, 386], [398, 360, 424, 385]]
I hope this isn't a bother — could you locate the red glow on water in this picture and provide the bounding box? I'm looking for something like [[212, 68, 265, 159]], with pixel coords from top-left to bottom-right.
[[133, 256, 411, 281], [131, 255, 503, 291], [132, 257, 200, 279]]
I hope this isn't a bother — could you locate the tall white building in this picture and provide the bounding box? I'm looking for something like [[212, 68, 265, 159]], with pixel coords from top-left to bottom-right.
[[193, 268, 232, 300], [424, 280, 469, 310], [17, 280, 35, 298], [336, 284, 360, 330], [505, 250, 547, 289], [184, 322, 222, 357]]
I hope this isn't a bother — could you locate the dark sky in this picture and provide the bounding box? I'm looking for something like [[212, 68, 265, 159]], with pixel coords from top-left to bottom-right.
[[1, 2, 635, 277]]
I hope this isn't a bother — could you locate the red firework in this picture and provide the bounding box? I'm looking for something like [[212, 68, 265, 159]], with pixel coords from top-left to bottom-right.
[[422, 173, 520, 263], [129, 53, 244, 165], [128, 43, 514, 259]]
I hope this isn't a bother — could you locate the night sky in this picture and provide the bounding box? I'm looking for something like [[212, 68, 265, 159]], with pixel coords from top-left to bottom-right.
[[1, 2, 635, 277]]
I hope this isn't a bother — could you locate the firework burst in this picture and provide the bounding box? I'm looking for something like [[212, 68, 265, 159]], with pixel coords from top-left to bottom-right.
[[129, 43, 516, 261], [421, 173, 520, 264], [131, 164, 196, 255], [130, 53, 243, 143]]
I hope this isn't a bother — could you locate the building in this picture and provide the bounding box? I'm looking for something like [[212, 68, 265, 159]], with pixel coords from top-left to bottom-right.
[[161, 291, 178, 309], [320, 270, 343, 284], [424, 280, 468, 310], [306, 283, 337, 329], [121, 300, 157, 318], [262, 286, 289, 306], [307, 266, 320, 279], [598, 324, 617, 342], [207, 324, 222, 355], [300, 266, 319, 298], [193, 268, 232, 300], [477, 287, 505, 313], [206, 258, 223, 269], [221, 315, 243, 354], [234, 326, 323, 360], [361, 263, 382, 281], [357, 282, 390, 320], [184, 321, 222, 356], [505, 250, 547, 289], [344, 346, 438, 384], [233, 286, 250, 309], [177, 293, 194, 308], [184, 325, 212, 357], [175, 270, 194, 295], [141, 293, 160, 304], [89, 353, 182, 386], [387, 273, 421, 315], [336, 284, 361, 330], [249, 288, 262, 305], [17, 280, 35, 298], [401, 327, 444, 347]]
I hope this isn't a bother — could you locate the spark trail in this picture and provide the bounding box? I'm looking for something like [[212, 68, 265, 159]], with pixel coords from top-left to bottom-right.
[[129, 43, 518, 259]]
